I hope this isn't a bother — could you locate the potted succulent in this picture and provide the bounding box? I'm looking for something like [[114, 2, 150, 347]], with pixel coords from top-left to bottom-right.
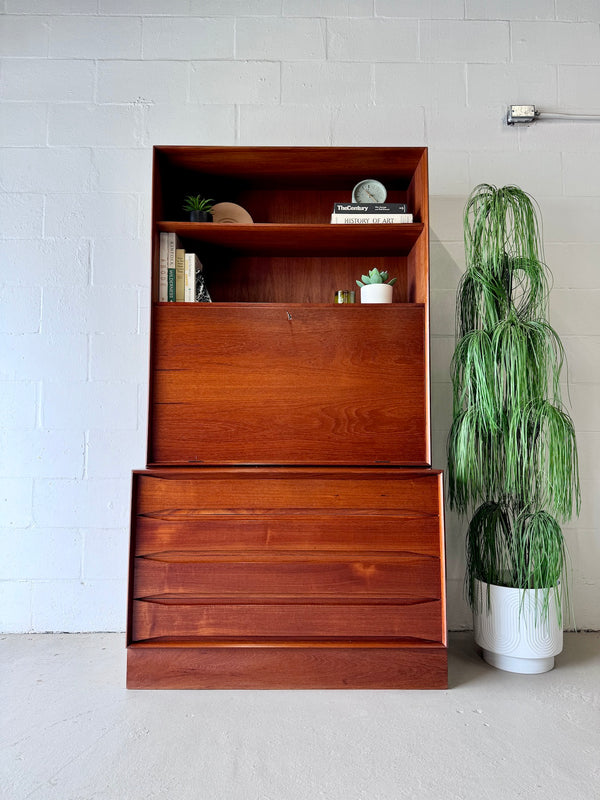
[[356, 268, 397, 303], [447, 184, 580, 674], [183, 195, 214, 222]]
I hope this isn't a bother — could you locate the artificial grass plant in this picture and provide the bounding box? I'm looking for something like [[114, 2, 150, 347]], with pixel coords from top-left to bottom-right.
[[447, 184, 580, 623]]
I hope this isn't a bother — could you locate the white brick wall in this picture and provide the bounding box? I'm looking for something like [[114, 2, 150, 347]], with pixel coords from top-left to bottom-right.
[[190, 61, 281, 104], [49, 16, 142, 59], [1, 1, 599, 632], [236, 17, 326, 60]]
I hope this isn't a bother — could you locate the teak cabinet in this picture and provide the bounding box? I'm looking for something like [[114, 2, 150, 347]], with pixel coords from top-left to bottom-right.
[[127, 146, 447, 689]]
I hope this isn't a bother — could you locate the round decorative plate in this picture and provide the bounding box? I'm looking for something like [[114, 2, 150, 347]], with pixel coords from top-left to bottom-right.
[[211, 202, 253, 224]]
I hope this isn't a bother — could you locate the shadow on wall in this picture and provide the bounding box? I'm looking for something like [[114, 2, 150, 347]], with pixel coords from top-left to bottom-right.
[[428, 230, 472, 630]]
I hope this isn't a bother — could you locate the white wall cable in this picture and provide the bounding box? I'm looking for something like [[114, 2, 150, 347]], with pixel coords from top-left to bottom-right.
[[537, 111, 600, 122], [507, 105, 600, 124]]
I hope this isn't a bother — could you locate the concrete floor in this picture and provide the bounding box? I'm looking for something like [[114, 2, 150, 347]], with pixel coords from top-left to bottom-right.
[[1, 633, 598, 800]]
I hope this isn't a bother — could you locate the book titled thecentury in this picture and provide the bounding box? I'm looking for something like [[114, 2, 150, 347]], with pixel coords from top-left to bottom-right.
[[333, 203, 408, 213], [331, 202, 413, 224]]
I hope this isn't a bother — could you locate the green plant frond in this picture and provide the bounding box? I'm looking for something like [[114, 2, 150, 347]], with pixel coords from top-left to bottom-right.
[[183, 195, 213, 212], [491, 317, 566, 414], [526, 320, 566, 401], [450, 330, 497, 422], [464, 185, 504, 276], [466, 503, 571, 626], [464, 185, 545, 280], [456, 266, 510, 335], [466, 501, 514, 609], [513, 509, 566, 587], [509, 400, 581, 520], [512, 509, 571, 625], [455, 269, 481, 335], [491, 316, 531, 412], [447, 408, 503, 513], [508, 256, 550, 320]]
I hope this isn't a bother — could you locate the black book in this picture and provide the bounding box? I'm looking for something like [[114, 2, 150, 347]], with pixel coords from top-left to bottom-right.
[[333, 202, 408, 214]]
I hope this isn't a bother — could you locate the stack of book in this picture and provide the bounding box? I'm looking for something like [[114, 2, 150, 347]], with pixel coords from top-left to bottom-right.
[[330, 203, 413, 224], [158, 232, 211, 302]]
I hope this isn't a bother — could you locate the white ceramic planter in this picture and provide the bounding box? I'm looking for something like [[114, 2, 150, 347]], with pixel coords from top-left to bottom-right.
[[473, 580, 563, 674], [360, 283, 393, 304]]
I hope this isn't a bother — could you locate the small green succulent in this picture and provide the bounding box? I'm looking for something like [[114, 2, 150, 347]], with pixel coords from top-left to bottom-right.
[[183, 195, 214, 213], [356, 268, 397, 287]]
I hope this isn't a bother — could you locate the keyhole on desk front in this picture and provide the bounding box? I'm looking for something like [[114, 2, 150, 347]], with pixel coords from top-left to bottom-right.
[[287, 311, 293, 321]]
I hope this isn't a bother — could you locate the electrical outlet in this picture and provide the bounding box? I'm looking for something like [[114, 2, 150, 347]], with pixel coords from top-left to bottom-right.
[[507, 105, 537, 125]]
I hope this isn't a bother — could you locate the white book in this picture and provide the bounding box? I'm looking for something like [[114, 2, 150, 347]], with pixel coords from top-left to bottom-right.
[[330, 213, 413, 224], [184, 252, 202, 302], [158, 232, 169, 302]]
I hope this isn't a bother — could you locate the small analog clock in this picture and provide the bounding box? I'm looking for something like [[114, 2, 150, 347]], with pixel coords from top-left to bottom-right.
[[352, 179, 387, 204]]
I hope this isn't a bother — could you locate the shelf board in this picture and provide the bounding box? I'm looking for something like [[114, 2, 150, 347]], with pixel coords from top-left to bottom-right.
[[156, 222, 424, 256], [152, 301, 426, 308]]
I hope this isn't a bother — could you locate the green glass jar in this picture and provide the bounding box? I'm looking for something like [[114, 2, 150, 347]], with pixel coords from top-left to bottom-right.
[[334, 290, 355, 304]]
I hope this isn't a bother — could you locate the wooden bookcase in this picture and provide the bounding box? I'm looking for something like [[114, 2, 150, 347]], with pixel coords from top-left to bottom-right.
[[127, 146, 447, 689]]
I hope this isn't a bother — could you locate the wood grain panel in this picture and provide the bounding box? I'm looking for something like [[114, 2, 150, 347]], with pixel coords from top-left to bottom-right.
[[149, 304, 427, 465], [127, 641, 448, 689], [133, 469, 443, 516], [156, 223, 424, 255], [200, 255, 411, 305], [157, 145, 426, 181], [131, 598, 443, 642], [133, 555, 440, 600], [133, 513, 441, 557]]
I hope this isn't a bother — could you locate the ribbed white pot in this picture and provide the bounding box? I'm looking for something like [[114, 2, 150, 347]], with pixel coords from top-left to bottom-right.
[[473, 579, 563, 674], [360, 283, 393, 303]]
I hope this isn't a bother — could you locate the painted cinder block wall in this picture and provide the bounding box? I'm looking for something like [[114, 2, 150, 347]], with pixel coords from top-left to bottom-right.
[[1, 0, 599, 633]]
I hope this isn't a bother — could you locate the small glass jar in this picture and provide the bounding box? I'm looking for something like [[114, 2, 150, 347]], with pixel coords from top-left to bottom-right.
[[334, 290, 356, 304]]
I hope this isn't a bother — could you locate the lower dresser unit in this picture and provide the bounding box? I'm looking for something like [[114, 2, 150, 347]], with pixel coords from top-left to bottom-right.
[[126, 467, 447, 689]]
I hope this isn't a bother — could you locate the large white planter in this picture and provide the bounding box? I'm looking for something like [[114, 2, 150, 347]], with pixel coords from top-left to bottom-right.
[[360, 283, 393, 303], [473, 580, 563, 674]]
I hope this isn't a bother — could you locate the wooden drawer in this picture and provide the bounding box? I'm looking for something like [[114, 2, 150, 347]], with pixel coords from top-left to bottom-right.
[[132, 553, 441, 600], [148, 304, 429, 466], [133, 513, 441, 557], [133, 467, 443, 519], [131, 598, 444, 641]]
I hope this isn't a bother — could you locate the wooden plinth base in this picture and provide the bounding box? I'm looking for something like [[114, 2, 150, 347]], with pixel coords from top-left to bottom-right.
[[127, 641, 448, 690]]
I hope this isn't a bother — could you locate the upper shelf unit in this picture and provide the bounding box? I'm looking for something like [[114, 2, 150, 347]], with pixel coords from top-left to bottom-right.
[[151, 146, 430, 305]]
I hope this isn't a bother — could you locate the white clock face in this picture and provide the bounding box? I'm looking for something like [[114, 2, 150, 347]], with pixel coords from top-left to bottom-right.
[[352, 179, 387, 204]]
